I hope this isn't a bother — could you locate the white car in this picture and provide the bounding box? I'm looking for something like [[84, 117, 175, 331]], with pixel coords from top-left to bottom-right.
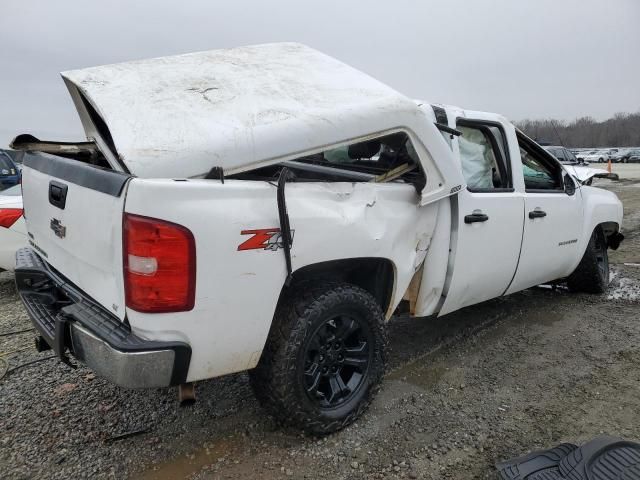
[[580, 150, 607, 163], [544, 146, 582, 164], [12, 44, 624, 434], [0, 184, 26, 271]]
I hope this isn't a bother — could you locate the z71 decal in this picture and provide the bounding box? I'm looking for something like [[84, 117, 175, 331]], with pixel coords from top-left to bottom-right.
[[238, 228, 295, 251]]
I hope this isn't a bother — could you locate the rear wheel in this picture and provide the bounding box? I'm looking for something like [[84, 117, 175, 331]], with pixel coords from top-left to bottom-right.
[[250, 282, 386, 434], [567, 228, 609, 293]]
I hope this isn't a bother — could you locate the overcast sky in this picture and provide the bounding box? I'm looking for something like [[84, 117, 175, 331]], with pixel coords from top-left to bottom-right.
[[1, 0, 639, 147]]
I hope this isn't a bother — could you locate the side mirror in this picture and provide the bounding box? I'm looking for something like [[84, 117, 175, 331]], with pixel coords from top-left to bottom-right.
[[564, 173, 576, 195]]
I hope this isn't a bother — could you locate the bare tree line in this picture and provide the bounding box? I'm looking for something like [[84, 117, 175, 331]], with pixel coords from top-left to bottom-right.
[[515, 112, 640, 148]]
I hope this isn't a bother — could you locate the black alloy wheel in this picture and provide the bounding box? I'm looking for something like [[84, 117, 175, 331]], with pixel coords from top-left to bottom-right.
[[249, 282, 386, 434], [302, 314, 372, 409]]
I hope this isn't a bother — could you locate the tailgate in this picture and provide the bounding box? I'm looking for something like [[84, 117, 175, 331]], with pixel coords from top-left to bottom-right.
[[21, 153, 131, 320]]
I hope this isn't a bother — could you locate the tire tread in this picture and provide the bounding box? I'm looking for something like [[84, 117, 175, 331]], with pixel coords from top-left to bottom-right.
[[249, 282, 387, 435], [567, 228, 608, 293]]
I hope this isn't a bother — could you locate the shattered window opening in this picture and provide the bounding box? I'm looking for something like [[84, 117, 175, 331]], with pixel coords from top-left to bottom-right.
[[228, 132, 426, 191]]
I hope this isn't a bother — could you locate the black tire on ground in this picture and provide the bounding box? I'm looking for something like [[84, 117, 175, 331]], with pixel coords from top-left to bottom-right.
[[567, 227, 609, 293], [249, 282, 387, 435]]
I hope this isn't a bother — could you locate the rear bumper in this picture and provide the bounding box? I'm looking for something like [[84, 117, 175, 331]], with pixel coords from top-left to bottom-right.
[[14, 247, 191, 388]]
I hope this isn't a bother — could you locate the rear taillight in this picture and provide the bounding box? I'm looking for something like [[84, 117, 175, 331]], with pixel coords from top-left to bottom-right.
[[0, 208, 23, 228], [123, 213, 196, 313]]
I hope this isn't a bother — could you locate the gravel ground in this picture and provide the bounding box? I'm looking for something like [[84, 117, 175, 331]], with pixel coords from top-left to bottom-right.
[[1, 176, 639, 480]]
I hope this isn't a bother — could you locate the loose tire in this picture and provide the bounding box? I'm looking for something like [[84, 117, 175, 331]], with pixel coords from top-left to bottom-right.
[[567, 228, 609, 293], [250, 282, 387, 435]]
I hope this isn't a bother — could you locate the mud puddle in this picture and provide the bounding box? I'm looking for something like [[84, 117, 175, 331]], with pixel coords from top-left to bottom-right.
[[138, 436, 240, 480]]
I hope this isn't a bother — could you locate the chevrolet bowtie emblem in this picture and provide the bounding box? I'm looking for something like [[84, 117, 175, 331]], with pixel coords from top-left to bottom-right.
[[50, 218, 66, 239]]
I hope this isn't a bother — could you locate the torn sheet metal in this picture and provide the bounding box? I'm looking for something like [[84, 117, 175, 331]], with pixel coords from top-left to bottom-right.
[[284, 181, 439, 318], [10, 134, 98, 156]]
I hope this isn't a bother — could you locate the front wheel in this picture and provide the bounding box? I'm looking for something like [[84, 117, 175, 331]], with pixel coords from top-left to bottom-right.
[[250, 282, 387, 434], [567, 228, 609, 293]]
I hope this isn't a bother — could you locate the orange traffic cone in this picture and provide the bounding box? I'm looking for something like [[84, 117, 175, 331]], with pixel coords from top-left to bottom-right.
[[607, 159, 612, 174]]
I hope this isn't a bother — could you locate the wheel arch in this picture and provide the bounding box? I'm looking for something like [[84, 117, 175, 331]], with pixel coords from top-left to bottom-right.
[[282, 258, 397, 317], [568, 187, 623, 276]]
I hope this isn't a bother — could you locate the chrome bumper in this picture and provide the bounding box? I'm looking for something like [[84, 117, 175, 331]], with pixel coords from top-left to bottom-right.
[[70, 324, 177, 388], [15, 247, 191, 388]]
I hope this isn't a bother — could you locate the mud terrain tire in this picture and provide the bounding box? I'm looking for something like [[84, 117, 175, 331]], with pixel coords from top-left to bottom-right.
[[249, 282, 387, 435], [567, 227, 609, 293]]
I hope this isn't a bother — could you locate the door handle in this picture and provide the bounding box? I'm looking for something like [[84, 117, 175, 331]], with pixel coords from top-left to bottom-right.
[[49, 181, 68, 210], [464, 212, 489, 224], [528, 209, 547, 219]]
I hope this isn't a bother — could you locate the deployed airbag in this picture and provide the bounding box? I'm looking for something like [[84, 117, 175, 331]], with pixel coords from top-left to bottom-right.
[[458, 126, 493, 189]]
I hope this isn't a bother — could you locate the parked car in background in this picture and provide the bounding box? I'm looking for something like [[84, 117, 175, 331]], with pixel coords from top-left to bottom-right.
[[543, 148, 611, 185], [610, 148, 640, 163], [605, 148, 619, 161], [0, 151, 21, 190], [544, 146, 583, 164], [580, 150, 607, 163], [608, 149, 624, 163], [627, 149, 640, 163], [0, 184, 26, 271], [7, 150, 26, 171]]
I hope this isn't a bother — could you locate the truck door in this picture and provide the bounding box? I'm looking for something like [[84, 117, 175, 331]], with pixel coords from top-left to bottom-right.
[[439, 118, 525, 316], [505, 133, 583, 294]]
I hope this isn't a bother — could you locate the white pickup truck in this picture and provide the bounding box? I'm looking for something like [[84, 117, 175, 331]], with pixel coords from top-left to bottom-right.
[[13, 43, 623, 434]]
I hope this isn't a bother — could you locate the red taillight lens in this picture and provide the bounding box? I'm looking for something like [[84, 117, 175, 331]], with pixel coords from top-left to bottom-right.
[[123, 213, 196, 313], [0, 208, 23, 228]]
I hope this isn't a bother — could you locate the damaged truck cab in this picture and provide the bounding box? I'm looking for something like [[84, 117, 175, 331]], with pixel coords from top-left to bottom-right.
[[13, 43, 623, 434]]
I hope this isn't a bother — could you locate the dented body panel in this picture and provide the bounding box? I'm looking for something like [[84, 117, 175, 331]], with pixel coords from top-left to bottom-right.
[[123, 178, 438, 380]]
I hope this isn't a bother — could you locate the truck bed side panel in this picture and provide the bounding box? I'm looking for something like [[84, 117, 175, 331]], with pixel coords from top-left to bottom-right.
[[123, 178, 439, 382]]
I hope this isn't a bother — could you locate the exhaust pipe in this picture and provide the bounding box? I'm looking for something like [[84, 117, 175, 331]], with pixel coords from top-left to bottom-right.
[[178, 382, 196, 406]]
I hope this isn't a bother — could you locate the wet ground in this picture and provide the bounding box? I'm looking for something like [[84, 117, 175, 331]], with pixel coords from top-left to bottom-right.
[[1, 169, 639, 480]]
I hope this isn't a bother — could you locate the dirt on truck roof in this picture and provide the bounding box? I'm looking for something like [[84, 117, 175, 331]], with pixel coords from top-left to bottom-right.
[[61, 43, 423, 178]]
